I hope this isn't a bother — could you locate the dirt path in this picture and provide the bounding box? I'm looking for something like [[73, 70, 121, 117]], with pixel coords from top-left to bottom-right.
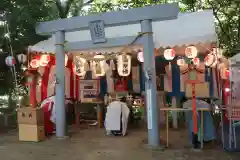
[[0, 127, 239, 160]]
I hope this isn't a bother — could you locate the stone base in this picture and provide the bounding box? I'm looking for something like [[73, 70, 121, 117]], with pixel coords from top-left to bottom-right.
[[55, 136, 70, 140], [141, 138, 166, 151]]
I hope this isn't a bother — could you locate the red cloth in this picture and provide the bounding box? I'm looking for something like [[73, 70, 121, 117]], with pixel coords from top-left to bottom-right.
[[115, 79, 128, 91], [43, 102, 54, 135]]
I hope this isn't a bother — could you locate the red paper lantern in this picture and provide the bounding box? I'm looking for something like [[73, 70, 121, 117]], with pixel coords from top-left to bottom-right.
[[192, 57, 200, 66]]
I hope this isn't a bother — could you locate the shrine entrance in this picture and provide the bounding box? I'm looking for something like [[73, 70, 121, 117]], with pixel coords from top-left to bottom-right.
[[35, 3, 179, 147]]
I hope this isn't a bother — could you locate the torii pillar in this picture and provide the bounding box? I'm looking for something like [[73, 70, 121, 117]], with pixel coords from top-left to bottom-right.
[[35, 3, 179, 147]]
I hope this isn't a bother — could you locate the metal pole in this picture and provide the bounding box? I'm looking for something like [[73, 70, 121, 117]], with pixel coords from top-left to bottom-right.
[[55, 31, 67, 137], [141, 19, 160, 147]]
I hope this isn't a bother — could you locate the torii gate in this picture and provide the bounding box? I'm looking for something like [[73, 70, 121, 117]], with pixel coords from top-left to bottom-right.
[[35, 3, 179, 147]]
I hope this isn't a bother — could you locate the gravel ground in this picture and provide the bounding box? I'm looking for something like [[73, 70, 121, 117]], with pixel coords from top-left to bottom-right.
[[0, 126, 239, 160]]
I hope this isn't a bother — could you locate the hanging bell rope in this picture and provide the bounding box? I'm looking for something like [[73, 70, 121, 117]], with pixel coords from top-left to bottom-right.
[[76, 32, 152, 61]]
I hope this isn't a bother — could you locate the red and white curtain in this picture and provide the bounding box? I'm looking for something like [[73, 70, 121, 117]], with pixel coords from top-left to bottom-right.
[[35, 60, 77, 103]]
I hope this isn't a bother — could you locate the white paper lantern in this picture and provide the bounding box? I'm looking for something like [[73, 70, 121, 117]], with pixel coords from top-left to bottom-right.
[[39, 54, 51, 66], [5, 56, 16, 67], [164, 48, 175, 60], [137, 51, 144, 62], [185, 46, 198, 58], [177, 58, 185, 66], [92, 60, 106, 77], [17, 54, 27, 63], [73, 56, 87, 77], [117, 54, 131, 76], [110, 59, 116, 70], [204, 54, 215, 67]]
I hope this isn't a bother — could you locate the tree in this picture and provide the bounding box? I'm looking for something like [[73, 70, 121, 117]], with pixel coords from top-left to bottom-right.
[[180, 0, 240, 57], [88, 0, 240, 57], [53, 0, 94, 18], [0, 0, 57, 53]]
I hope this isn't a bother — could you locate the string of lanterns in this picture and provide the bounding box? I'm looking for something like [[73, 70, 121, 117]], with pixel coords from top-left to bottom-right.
[[26, 44, 229, 80], [162, 45, 229, 79]]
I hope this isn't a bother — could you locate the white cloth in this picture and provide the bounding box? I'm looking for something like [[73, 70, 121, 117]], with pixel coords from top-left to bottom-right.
[[105, 101, 130, 136], [40, 96, 56, 123], [183, 99, 211, 110]]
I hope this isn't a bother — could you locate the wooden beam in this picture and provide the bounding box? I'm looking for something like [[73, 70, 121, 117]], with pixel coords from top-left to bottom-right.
[[36, 3, 179, 35]]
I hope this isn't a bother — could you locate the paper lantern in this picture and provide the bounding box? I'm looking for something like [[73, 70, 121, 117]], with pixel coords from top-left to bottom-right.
[[17, 54, 27, 63], [73, 56, 87, 77], [220, 68, 229, 79], [91, 60, 106, 77], [117, 54, 131, 76], [185, 46, 198, 58], [65, 54, 68, 66], [110, 59, 116, 70], [225, 88, 230, 92], [5, 56, 16, 67], [177, 58, 185, 66], [94, 54, 105, 60], [39, 54, 51, 66], [192, 57, 200, 66], [164, 48, 175, 60], [137, 51, 144, 62], [204, 54, 215, 67], [30, 59, 40, 68]]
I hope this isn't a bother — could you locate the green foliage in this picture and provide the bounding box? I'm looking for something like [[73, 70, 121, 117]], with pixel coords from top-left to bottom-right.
[[89, 0, 240, 57]]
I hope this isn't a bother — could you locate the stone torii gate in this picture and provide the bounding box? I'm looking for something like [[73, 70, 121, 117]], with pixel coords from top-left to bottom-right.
[[36, 3, 179, 147]]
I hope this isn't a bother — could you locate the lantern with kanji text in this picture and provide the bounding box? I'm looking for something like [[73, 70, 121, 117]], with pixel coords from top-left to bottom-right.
[[185, 46, 198, 59], [92, 54, 106, 77], [73, 56, 87, 77], [117, 54, 131, 76]]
